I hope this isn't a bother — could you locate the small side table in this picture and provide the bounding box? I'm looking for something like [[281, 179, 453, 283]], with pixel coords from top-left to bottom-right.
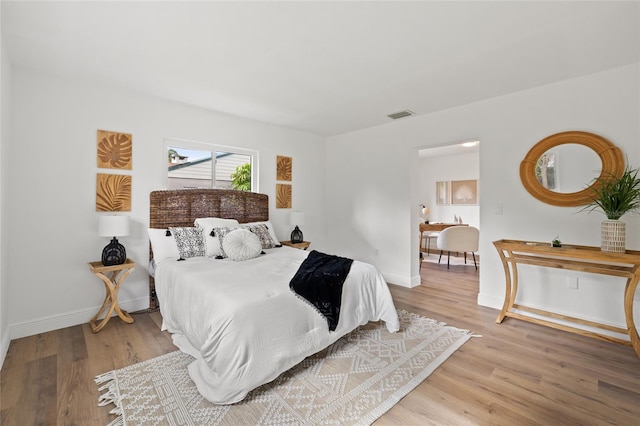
[[88, 258, 136, 333], [281, 240, 311, 250]]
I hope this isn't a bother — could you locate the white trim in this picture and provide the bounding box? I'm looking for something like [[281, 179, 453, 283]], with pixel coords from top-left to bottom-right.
[[0, 330, 10, 371], [9, 297, 149, 340], [382, 272, 418, 288], [477, 292, 503, 310]]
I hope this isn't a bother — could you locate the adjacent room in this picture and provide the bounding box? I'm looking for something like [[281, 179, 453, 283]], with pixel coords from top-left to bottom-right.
[[1, 1, 639, 425]]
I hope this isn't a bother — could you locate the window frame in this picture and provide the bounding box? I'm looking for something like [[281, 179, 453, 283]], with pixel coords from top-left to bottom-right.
[[164, 138, 259, 192]]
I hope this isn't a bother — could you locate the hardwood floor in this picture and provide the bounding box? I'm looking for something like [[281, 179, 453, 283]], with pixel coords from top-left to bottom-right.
[[1, 256, 639, 425]]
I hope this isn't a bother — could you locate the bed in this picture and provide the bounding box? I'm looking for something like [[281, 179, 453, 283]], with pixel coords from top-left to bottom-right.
[[148, 189, 400, 404]]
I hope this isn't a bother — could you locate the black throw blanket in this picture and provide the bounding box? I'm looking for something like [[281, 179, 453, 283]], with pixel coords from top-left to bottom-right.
[[289, 250, 354, 331]]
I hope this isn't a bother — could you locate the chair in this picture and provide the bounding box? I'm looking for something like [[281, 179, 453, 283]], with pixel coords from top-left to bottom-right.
[[436, 226, 479, 269], [422, 232, 440, 256]]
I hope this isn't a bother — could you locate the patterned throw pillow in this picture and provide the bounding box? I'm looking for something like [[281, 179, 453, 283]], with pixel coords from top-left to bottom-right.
[[169, 227, 206, 259], [213, 226, 237, 258], [247, 224, 277, 249], [221, 228, 263, 261]]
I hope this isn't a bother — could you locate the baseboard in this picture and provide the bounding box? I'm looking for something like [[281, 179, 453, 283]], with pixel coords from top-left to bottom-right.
[[0, 328, 10, 371], [476, 292, 503, 310], [383, 272, 419, 288], [9, 297, 150, 340]]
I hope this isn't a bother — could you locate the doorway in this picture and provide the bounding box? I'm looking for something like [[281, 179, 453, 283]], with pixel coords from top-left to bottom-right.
[[417, 140, 481, 273]]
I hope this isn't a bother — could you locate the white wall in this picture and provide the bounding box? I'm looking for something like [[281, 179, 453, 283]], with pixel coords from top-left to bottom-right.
[[6, 68, 326, 339], [0, 9, 11, 366], [326, 64, 640, 331], [418, 152, 480, 229]]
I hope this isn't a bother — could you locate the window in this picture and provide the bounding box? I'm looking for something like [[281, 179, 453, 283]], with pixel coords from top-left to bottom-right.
[[165, 139, 258, 191]]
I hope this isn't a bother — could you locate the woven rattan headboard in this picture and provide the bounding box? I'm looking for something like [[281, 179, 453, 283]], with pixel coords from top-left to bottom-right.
[[148, 189, 269, 310]]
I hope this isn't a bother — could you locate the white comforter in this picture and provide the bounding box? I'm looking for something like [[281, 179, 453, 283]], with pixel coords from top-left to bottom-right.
[[155, 246, 399, 404]]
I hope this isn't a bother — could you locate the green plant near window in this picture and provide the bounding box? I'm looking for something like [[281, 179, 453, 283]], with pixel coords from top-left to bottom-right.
[[168, 148, 178, 162], [231, 163, 251, 191], [579, 164, 640, 220]]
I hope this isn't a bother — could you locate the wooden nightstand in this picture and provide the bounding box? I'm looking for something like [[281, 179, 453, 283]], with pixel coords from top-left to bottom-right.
[[281, 240, 311, 250], [88, 258, 136, 333]]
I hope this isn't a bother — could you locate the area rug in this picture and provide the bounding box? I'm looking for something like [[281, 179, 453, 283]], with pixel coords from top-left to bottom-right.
[[96, 309, 473, 426]]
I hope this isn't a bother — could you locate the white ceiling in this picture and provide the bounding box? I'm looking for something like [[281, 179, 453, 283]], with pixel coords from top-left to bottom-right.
[[2, 1, 638, 137]]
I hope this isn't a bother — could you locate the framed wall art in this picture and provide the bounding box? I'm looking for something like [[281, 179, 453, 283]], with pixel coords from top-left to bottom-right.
[[276, 183, 292, 208], [97, 129, 132, 170], [451, 179, 478, 205], [435, 181, 449, 205], [96, 173, 132, 212], [276, 155, 292, 181]]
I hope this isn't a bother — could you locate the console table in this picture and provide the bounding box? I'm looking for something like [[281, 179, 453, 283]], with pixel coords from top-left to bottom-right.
[[493, 239, 640, 358]]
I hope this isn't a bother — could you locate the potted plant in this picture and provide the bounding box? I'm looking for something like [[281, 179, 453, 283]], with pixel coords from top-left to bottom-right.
[[579, 164, 640, 253]]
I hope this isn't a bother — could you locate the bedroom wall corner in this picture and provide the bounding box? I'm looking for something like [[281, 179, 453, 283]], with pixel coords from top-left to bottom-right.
[[5, 68, 327, 339], [0, 11, 12, 367], [325, 63, 640, 334]]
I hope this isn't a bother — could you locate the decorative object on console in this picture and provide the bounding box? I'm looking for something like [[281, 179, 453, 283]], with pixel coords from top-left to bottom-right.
[[99, 215, 130, 266], [579, 164, 640, 253], [552, 236, 562, 247], [290, 211, 305, 243]]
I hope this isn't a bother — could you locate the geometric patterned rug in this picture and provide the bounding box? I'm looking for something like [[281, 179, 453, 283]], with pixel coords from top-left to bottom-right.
[[96, 310, 474, 426]]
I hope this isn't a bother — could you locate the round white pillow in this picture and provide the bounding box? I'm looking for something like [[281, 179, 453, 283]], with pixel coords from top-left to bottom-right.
[[222, 228, 263, 261]]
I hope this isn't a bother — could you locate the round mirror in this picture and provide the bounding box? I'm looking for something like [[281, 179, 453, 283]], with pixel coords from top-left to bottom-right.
[[535, 144, 602, 193], [520, 131, 624, 207]]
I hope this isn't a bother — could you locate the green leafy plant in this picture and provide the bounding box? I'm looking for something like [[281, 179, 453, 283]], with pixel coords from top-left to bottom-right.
[[579, 165, 640, 220], [230, 163, 251, 191]]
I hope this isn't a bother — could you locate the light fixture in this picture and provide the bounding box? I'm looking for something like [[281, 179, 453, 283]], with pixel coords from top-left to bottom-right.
[[98, 215, 130, 266], [420, 204, 430, 224], [289, 211, 305, 244], [461, 140, 479, 148]]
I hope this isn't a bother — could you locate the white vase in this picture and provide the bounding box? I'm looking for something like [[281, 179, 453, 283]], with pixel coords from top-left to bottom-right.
[[601, 220, 626, 253]]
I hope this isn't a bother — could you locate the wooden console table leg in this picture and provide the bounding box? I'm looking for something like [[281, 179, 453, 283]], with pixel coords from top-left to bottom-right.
[[90, 268, 134, 333], [496, 249, 517, 323], [624, 268, 640, 357]]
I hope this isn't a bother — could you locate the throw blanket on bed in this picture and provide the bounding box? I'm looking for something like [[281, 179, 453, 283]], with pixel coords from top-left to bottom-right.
[[290, 250, 354, 331]]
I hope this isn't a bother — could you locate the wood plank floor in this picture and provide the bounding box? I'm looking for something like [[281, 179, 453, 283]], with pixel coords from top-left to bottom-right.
[[1, 255, 639, 425]]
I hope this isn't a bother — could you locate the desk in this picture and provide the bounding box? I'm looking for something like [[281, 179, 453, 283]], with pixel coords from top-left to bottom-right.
[[493, 239, 640, 358], [419, 223, 467, 252]]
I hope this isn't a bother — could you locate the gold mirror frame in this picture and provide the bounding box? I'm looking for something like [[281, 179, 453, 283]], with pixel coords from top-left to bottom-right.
[[520, 131, 625, 207]]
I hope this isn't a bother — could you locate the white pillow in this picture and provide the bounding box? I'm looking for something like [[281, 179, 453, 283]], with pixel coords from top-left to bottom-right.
[[241, 221, 281, 246], [194, 217, 240, 228], [194, 217, 240, 257], [147, 228, 180, 263], [221, 229, 263, 261]]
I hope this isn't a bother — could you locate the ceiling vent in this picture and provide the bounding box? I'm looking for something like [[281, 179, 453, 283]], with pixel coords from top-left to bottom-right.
[[387, 109, 415, 120]]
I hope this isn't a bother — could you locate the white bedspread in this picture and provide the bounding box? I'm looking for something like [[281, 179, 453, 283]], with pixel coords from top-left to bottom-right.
[[154, 246, 399, 404]]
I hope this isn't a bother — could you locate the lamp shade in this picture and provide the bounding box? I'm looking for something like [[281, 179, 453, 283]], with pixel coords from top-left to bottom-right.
[[98, 215, 130, 237], [290, 211, 305, 226]]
